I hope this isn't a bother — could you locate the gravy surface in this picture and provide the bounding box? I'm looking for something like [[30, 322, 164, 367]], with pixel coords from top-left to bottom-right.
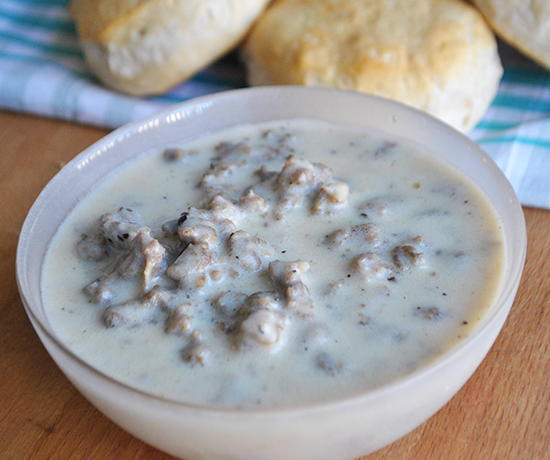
[[42, 120, 504, 409]]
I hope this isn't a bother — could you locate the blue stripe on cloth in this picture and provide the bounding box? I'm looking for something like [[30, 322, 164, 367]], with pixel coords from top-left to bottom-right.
[[0, 49, 88, 74], [482, 139, 550, 209], [0, 29, 81, 56], [2, 0, 70, 7], [51, 71, 90, 120], [475, 120, 522, 131], [477, 136, 550, 149], [0, 5, 75, 32], [491, 93, 550, 112], [502, 66, 550, 86], [516, 151, 550, 209], [104, 96, 148, 128], [0, 61, 40, 109]]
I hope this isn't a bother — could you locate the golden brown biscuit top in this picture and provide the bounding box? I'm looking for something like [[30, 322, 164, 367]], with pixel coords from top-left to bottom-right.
[[246, 0, 497, 105], [70, 0, 150, 41]]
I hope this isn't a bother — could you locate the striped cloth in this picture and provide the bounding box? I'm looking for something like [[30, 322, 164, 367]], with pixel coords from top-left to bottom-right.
[[1, 0, 549, 209]]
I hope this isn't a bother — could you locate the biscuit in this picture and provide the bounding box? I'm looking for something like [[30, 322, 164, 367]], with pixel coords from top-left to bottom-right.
[[470, 0, 550, 70], [242, 0, 503, 132], [70, 0, 271, 96]]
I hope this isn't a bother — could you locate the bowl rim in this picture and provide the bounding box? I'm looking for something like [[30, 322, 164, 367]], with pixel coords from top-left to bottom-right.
[[16, 85, 528, 417]]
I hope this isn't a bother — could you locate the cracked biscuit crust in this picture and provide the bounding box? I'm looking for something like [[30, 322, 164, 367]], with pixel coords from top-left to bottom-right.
[[70, 0, 271, 96], [243, 0, 502, 133]]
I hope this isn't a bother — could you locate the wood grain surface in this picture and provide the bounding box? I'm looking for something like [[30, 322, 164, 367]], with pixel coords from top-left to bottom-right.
[[1, 110, 548, 460]]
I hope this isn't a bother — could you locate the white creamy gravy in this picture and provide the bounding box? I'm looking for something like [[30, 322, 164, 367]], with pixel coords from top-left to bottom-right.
[[42, 120, 505, 410]]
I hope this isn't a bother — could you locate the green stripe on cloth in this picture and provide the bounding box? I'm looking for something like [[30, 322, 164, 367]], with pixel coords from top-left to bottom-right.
[[502, 66, 550, 86], [491, 93, 550, 112], [477, 136, 550, 149], [475, 120, 522, 131]]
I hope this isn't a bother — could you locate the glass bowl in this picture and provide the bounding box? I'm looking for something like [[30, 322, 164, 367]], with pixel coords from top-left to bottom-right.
[[16, 86, 527, 460]]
